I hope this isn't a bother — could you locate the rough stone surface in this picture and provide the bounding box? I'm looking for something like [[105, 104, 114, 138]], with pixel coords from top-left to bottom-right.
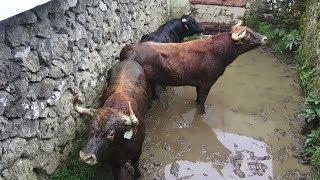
[[0, 44, 12, 60], [14, 11, 38, 25], [2, 159, 37, 180], [0, 138, 27, 170], [37, 39, 52, 66], [0, 0, 167, 178], [6, 26, 30, 47], [23, 52, 40, 73]]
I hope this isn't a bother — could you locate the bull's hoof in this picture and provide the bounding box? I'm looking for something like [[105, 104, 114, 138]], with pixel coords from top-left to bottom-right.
[[198, 109, 205, 114], [197, 105, 205, 114], [133, 171, 141, 179], [152, 94, 159, 100], [160, 85, 167, 91]]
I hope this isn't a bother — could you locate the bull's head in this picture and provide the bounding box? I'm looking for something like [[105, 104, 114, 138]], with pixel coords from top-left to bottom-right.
[[181, 11, 204, 36], [231, 20, 267, 53], [74, 94, 139, 165]]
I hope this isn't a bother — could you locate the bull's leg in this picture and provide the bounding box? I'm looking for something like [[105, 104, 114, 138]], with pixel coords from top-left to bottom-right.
[[151, 82, 159, 99], [111, 164, 121, 180], [196, 86, 211, 114], [131, 151, 142, 178], [195, 87, 200, 103]]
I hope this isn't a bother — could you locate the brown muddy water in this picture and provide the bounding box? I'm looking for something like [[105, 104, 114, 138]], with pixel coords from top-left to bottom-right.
[[135, 49, 311, 180]]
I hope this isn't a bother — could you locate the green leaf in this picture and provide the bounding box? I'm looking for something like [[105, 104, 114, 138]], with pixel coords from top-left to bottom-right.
[[316, 109, 320, 117]]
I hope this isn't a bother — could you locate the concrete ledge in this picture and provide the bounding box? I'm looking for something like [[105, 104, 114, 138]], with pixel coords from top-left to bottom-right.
[[194, 4, 246, 25]]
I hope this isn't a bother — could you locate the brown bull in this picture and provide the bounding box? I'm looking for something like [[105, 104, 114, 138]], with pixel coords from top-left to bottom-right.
[[120, 21, 267, 114], [73, 60, 148, 180]]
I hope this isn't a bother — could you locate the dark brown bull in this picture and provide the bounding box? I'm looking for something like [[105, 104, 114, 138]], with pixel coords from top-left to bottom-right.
[[73, 60, 148, 180], [120, 21, 267, 114]]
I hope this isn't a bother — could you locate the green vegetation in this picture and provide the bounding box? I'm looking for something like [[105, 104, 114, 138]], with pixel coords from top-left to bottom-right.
[[51, 137, 107, 180], [305, 131, 320, 168], [302, 93, 320, 123], [249, 0, 319, 174], [257, 21, 301, 53]]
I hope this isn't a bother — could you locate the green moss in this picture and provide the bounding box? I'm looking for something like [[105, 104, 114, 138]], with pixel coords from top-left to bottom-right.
[[297, 0, 320, 94], [295, 49, 318, 94]]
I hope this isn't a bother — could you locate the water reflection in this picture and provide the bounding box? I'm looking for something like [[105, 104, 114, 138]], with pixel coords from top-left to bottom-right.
[[164, 131, 273, 179]]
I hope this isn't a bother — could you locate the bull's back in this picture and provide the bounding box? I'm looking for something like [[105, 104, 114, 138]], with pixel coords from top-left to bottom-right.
[[133, 41, 215, 86], [105, 60, 148, 118]]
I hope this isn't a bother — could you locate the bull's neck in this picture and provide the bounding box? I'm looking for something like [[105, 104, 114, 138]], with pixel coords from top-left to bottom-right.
[[210, 32, 241, 65]]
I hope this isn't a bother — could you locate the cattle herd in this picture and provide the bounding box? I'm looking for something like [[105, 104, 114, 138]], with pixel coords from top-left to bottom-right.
[[73, 12, 267, 180]]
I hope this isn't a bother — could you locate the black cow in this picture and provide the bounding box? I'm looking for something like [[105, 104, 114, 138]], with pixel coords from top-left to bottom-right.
[[140, 14, 204, 43]]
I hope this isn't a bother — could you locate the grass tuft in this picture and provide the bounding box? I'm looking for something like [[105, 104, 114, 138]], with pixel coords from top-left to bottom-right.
[[51, 137, 108, 180]]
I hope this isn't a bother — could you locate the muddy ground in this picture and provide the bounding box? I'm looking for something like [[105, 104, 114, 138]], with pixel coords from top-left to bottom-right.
[[101, 48, 312, 180]]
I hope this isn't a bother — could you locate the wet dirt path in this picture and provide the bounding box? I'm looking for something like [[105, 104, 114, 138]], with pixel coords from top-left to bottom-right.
[[138, 49, 310, 179]]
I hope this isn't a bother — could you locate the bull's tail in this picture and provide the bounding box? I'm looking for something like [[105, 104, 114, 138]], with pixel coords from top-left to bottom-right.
[[119, 44, 135, 62]]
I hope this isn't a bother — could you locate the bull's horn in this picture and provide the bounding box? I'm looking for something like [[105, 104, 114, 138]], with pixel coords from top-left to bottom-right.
[[185, 7, 195, 15], [122, 101, 139, 126], [235, 20, 243, 27], [190, 7, 196, 14], [128, 101, 139, 125], [182, 18, 188, 23], [73, 92, 97, 116], [232, 30, 246, 41]]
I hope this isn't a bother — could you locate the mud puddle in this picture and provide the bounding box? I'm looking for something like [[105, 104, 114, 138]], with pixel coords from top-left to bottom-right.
[[137, 49, 310, 179]]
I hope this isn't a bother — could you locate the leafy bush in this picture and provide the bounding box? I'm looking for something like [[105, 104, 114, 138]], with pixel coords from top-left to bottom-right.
[[305, 130, 320, 168], [305, 130, 320, 156], [283, 30, 302, 51], [312, 148, 320, 168], [302, 93, 320, 123], [257, 22, 302, 53]]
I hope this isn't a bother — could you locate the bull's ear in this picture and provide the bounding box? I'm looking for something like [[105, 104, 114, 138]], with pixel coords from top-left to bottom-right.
[[182, 18, 188, 23]]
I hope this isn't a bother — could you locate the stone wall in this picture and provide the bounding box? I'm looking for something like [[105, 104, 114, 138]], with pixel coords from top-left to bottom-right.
[[168, 0, 191, 19], [0, 0, 167, 179]]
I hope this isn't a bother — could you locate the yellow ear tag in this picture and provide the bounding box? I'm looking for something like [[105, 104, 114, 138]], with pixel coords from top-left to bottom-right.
[[124, 129, 133, 140]]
